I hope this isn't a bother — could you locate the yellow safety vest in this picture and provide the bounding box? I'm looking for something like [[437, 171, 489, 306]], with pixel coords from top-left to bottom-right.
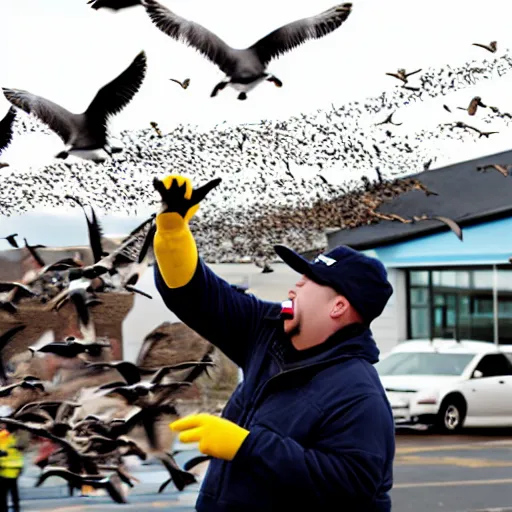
[[0, 431, 24, 479]]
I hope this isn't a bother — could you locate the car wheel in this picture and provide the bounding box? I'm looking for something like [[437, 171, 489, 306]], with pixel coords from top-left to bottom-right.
[[437, 397, 466, 433]]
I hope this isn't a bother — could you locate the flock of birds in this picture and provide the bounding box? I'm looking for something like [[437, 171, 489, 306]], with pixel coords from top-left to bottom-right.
[[0, 28, 510, 266], [0, 197, 227, 502]]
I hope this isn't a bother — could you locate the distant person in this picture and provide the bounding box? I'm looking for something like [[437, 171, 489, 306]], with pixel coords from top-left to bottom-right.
[[153, 175, 396, 511], [0, 424, 24, 512]]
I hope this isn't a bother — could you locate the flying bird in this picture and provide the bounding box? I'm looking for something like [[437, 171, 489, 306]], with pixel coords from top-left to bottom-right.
[[0, 234, 19, 248], [472, 41, 497, 53], [0, 107, 16, 157], [476, 163, 511, 177], [385, 68, 422, 84], [413, 215, 463, 241], [32, 337, 111, 359], [2, 51, 147, 163], [123, 0, 353, 100], [65, 196, 107, 264], [0, 379, 44, 398], [375, 112, 402, 126], [36, 468, 127, 504], [157, 452, 197, 493], [150, 121, 163, 137], [457, 96, 486, 116], [443, 104, 452, 113], [371, 212, 463, 241], [170, 78, 190, 90], [478, 130, 499, 138]]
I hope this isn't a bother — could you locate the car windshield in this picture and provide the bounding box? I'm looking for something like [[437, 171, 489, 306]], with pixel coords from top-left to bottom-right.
[[375, 352, 476, 376]]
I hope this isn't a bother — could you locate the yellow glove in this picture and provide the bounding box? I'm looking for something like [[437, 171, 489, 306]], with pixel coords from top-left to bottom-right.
[[153, 175, 221, 288], [170, 413, 249, 461]]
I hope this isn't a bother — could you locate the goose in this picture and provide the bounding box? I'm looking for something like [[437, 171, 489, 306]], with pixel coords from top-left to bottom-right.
[[95, 0, 353, 100], [3, 51, 147, 162]]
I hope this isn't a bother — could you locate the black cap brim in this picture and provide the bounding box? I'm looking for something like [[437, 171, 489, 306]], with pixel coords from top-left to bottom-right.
[[274, 245, 328, 284], [274, 245, 335, 289], [274, 245, 313, 276]]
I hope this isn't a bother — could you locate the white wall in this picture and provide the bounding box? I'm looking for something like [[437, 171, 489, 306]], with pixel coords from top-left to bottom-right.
[[369, 268, 408, 357]]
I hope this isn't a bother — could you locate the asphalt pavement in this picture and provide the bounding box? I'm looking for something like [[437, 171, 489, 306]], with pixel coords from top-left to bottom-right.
[[10, 430, 512, 512]]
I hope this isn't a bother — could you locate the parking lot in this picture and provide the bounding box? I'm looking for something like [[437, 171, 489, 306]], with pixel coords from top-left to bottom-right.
[[393, 427, 512, 511]]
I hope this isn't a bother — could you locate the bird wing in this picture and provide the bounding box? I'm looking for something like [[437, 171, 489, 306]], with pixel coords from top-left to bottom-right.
[[158, 453, 197, 491], [0, 106, 16, 153], [105, 474, 128, 504], [0, 281, 36, 296], [105, 386, 138, 403], [4, 234, 19, 249], [432, 216, 463, 241], [150, 361, 214, 384], [184, 347, 215, 383], [2, 88, 75, 143], [0, 324, 26, 354], [183, 454, 212, 472], [114, 362, 142, 385], [24, 238, 46, 268], [142, 0, 234, 73], [36, 468, 83, 488], [0, 383, 19, 398], [85, 51, 147, 124], [404, 68, 421, 77], [65, 196, 105, 263], [87, 214, 155, 276], [250, 3, 352, 66], [0, 418, 79, 458], [69, 288, 93, 339], [472, 43, 491, 51]]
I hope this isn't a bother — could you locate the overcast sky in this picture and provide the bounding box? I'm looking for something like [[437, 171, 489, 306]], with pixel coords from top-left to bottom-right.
[[2, 0, 512, 225]]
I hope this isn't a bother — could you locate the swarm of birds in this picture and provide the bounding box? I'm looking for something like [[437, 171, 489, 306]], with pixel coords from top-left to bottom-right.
[[0, 274, 225, 504], [0, 38, 511, 270]]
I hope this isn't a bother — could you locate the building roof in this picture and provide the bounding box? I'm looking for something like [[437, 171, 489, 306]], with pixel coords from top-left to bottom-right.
[[327, 149, 512, 250]]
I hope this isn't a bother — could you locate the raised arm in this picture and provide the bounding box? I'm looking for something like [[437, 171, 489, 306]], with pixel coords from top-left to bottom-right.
[[152, 175, 275, 368]]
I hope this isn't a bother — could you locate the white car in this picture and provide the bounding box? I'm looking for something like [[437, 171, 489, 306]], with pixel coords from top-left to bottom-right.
[[375, 339, 512, 433]]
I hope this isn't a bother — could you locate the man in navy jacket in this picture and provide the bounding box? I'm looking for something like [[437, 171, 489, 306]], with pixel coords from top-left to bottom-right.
[[153, 174, 396, 511]]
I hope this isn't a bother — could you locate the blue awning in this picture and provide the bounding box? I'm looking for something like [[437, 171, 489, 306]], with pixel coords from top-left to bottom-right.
[[361, 216, 512, 267]]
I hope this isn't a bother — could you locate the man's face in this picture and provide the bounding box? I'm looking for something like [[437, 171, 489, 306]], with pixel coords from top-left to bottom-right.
[[284, 275, 338, 337]]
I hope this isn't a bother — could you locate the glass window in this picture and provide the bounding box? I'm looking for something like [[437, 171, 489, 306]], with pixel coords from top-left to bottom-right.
[[410, 271, 429, 286], [432, 270, 470, 288], [410, 308, 430, 338], [497, 271, 512, 292], [433, 271, 457, 287], [408, 269, 497, 343], [473, 354, 512, 377], [472, 271, 493, 290], [375, 352, 476, 376], [410, 288, 429, 306]]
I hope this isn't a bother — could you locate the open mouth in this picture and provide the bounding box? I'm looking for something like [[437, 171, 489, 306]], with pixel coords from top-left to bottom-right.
[[280, 299, 294, 319]]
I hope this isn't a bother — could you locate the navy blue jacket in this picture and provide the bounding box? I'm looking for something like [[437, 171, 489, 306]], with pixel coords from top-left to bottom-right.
[[155, 259, 395, 512]]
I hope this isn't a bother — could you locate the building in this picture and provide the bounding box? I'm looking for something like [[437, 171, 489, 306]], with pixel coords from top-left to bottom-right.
[[327, 149, 512, 355]]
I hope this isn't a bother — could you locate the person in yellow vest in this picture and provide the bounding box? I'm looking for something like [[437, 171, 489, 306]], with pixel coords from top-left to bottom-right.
[[0, 424, 24, 512]]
